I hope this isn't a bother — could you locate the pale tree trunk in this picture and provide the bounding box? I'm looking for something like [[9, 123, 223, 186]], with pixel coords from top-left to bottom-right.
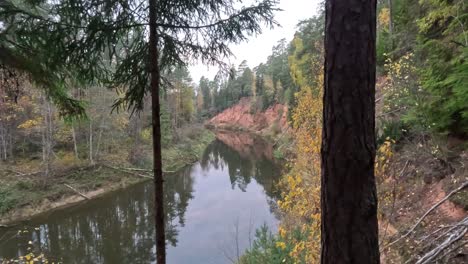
[[0, 123, 7, 161], [89, 120, 94, 165], [71, 124, 79, 159], [388, 0, 394, 49], [94, 119, 104, 160], [8, 132, 13, 159], [42, 96, 53, 177], [321, 0, 380, 263], [94, 88, 105, 160], [149, 0, 166, 262], [129, 114, 142, 164]]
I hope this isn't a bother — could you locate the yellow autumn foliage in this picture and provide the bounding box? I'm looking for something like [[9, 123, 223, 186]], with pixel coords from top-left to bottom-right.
[[17, 117, 42, 129], [278, 60, 395, 263], [379, 8, 390, 28], [277, 63, 323, 262]]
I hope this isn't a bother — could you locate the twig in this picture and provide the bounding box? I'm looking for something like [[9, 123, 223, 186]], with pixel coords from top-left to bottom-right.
[[5, 169, 25, 176], [64, 184, 90, 200], [377, 107, 406, 118], [272, 127, 290, 147], [418, 225, 454, 243], [385, 181, 468, 249], [415, 219, 467, 264], [404, 218, 468, 264], [4, 169, 41, 177], [381, 160, 410, 246], [436, 240, 468, 262]]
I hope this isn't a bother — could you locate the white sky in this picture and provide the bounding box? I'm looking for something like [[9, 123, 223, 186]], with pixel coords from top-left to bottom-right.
[[189, 0, 322, 82]]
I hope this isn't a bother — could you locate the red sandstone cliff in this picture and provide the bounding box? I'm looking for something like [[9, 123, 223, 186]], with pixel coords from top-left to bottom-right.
[[207, 97, 289, 133]]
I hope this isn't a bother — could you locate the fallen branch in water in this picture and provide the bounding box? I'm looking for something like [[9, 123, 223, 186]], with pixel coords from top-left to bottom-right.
[[385, 181, 468, 249], [116, 167, 152, 172], [102, 164, 153, 179], [64, 184, 90, 200], [103, 164, 175, 174]]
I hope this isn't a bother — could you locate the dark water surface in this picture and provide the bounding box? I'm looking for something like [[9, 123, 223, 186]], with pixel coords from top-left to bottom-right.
[[0, 132, 281, 263]]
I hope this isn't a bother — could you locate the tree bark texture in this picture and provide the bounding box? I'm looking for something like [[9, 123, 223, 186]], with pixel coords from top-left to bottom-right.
[[148, 0, 166, 263], [321, 0, 380, 263]]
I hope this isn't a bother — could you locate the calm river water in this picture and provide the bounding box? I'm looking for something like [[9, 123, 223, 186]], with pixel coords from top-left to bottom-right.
[[0, 132, 281, 263]]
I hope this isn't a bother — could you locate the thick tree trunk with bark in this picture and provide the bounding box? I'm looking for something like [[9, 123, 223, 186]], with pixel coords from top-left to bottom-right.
[[149, 0, 166, 263], [321, 0, 380, 263]]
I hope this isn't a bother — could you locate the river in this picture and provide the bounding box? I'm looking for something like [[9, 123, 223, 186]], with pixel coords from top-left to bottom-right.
[[0, 132, 281, 264]]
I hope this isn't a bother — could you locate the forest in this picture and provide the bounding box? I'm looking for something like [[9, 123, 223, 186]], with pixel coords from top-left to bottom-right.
[[0, 0, 467, 263]]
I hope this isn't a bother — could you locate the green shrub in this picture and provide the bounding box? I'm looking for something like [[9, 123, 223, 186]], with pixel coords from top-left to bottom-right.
[[0, 187, 18, 215], [273, 148, 284, 160], [240, 225, 310, 264], [16, 180, 34, 191], [377, 119, 408, 145], [239, 224, 289, 264], [417, 47, 468, 135]]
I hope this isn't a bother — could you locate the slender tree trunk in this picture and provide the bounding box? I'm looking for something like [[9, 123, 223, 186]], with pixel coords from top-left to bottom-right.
[[321, 0, 379, 263], [89, 120, 94, 165], [388, 0, 393, 36], [94, 119, 104, 159], [42, 96, 53, 177], [388, 0, 394, 49], [72, 124, 79, 159], [0, 124, 6, 161], [149, 0, 166, 263], [8, 132, 13, 159]]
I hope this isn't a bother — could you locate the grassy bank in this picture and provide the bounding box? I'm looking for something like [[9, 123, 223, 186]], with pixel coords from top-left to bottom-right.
[[162, 127, 215, 172], [0, 127, 215, 225]]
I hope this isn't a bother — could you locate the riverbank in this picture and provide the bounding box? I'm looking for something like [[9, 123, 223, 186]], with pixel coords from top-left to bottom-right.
[[206, 97, 294, 161], [0, 127, 215, 226]]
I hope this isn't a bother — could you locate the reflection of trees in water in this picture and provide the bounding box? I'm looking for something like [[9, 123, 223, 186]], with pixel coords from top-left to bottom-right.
[[0, 167, 195, 263], [164, 166, 194, 246], [201, 137, 281, 199], [0, 134, 281, 263]]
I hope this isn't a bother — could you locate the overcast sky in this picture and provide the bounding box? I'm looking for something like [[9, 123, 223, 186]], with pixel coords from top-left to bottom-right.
[[189, 0, 322, 82]]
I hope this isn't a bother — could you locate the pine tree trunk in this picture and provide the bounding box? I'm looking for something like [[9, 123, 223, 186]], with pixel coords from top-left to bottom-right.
[[321, 0, 380, 263], [148, 0, 166, 263]]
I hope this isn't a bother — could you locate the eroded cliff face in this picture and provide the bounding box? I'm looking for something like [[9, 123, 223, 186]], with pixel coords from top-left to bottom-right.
[[207, 97, 289, 133]]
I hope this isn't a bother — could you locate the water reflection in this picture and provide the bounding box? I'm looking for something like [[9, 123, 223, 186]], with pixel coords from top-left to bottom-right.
[[202, 131, 281, 198], [0, 132, 281, 263]]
